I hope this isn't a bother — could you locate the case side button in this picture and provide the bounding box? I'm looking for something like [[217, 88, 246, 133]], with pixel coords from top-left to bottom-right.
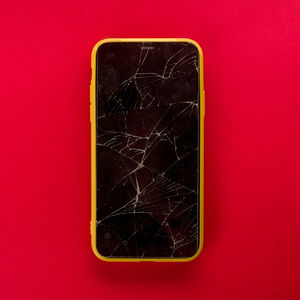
[[90, 103, 92, 123], [202, 90, 205, 117], [90, 84, 93, 123]]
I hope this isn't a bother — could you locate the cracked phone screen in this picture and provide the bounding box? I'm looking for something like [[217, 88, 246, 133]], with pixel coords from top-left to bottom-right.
[[95, 41, 200, 258]]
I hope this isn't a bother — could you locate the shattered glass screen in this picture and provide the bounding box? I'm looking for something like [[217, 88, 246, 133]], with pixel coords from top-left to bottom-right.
[[95, 42, 200, 258]]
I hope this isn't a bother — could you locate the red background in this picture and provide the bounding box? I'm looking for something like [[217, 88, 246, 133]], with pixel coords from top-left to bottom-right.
[[1, 1, 300, 299]]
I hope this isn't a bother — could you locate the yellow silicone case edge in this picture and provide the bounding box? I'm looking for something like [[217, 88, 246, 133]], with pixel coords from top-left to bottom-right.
[[90, 38, 204, 262]]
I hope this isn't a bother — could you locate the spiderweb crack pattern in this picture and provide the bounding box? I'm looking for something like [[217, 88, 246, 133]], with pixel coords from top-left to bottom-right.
[[96, 42, 200, 258]]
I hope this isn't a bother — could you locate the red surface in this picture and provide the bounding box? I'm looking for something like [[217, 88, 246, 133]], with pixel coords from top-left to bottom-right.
[[1, 1, 300, 299]]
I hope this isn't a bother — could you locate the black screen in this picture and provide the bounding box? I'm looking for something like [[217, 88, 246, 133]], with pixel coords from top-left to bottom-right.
[[95, 41, 200, 258]]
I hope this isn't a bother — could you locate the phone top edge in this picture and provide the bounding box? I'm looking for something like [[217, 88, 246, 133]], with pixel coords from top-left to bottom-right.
[[91, 38, 203, 57]]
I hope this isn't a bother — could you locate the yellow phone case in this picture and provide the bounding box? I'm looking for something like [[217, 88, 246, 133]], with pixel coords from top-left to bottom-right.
[[90, 38, 204, 262]]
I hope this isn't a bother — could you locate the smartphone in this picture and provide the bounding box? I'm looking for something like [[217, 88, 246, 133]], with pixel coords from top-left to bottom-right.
[[90, 38, 204, 261]]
